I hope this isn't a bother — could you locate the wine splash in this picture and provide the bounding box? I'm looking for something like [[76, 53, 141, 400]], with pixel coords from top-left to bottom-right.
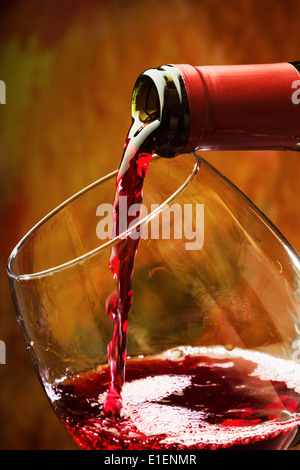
[[104, 110, 160, 417]]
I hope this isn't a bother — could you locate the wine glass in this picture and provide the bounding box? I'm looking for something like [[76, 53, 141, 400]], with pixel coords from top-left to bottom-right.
[[7, 152, 300, 450]]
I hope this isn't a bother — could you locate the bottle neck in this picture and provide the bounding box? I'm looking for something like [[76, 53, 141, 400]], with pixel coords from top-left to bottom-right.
[[131, 62, 300, 157], [131, 65, 190, 158]]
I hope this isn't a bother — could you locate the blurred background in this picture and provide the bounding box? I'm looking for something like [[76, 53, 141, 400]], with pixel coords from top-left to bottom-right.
[[0, 0, 299, 450]]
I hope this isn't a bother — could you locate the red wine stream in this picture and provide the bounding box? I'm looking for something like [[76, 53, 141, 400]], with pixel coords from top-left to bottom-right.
[[103, 113, 159, 417]]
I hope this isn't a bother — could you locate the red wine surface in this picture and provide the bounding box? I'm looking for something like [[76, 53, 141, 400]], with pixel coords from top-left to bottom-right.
[[51, 347, 300, 450]]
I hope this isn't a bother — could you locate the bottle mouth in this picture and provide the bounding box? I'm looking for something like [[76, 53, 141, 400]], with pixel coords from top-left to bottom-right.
[[131, 74, 161, 124], [131, 65, 190, 158]]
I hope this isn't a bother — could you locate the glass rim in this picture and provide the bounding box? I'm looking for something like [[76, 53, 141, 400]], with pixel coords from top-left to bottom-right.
[[6, 153, 201, 281]]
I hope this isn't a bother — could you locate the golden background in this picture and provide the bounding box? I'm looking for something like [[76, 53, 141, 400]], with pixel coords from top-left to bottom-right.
[[0, 0, 299, 450]]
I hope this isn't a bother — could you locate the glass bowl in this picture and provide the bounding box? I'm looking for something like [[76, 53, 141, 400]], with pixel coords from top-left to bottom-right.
[[7, 153, 300, 450]]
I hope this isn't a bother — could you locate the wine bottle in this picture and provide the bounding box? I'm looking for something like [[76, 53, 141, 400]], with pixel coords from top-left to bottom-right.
[[131, 62, 300, 158]]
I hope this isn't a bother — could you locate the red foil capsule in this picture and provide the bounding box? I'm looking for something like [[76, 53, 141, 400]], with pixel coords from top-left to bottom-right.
[[175, 62, 300, 152]]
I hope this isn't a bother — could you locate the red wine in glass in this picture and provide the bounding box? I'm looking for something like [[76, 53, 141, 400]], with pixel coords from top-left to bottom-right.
[[52, 347, 300, 450]]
